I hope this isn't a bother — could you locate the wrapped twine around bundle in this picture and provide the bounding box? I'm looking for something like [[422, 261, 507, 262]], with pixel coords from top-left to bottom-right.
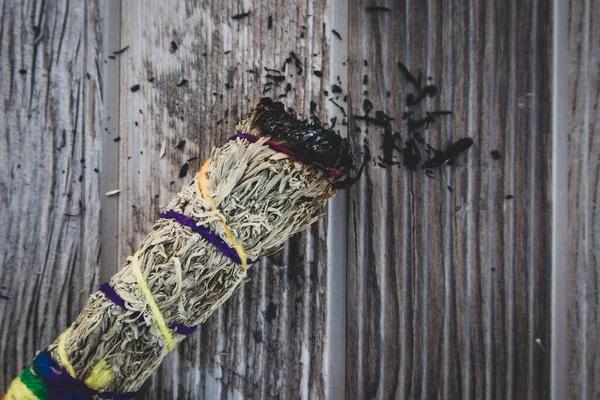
[[4, 98, 358, 399]]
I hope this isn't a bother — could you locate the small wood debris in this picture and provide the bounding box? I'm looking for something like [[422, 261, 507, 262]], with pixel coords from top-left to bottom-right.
[[113, 45, 130, 55], [232, 11, 251, 20], [175, 140, 186, 150]]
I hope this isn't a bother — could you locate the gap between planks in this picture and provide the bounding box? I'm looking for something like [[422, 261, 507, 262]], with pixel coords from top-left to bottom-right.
[[326, 0, 348, 399], [550, 0, 569, 398], [100, 0, 122, 283]]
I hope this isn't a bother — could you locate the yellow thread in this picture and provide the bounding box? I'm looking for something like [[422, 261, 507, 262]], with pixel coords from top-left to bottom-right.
[[198, 159, 214, 206], [85, 359, 115, 390], [4, 377, 38, 400], [130, 251, 175, 351], [224, 230, 248, 270], [58, 327, 76, 377], [197, 158, 248, 270]]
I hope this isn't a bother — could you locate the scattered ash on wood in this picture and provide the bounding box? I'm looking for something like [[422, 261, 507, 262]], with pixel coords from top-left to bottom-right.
[[175, 140, 186, 150], [231, 11, 251, 20], [179, 163, 189, 178], [350, 61, 474, 180], [113, 45, 130, 55]]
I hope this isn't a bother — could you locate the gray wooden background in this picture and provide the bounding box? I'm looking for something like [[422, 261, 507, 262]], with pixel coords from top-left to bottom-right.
[[0, 0, 597, 399]]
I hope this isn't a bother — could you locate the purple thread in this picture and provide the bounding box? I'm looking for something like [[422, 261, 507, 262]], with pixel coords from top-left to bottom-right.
[[99, 283, 127, 309], [159, 210, 259, 265], [168, 323, 197, 335], [227, 133, 258, 143], [98, 207, 262, 338], [99, 284, 196, 336], [98, 283, 142, 320], [32, 350, 137, 399]]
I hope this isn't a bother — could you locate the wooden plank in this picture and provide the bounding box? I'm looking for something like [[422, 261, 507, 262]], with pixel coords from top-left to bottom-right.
[[6, 0, 599, 399], [116, 1, 334, 398], [0, 0, 105, 392], [325, 0, 349, 399], [346, 0, 553, 398], [99, 0, 122, 283], [566, 0, 600, 398], [550, 0, 569, 397]]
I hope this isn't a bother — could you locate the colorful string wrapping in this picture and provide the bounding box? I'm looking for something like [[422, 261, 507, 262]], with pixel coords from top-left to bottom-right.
[[3, 350, 136, 400], [4, 100, 348, 397]]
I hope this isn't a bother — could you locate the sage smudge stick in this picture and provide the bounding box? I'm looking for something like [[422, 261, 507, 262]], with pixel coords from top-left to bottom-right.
[[4, 98, 359, 399]]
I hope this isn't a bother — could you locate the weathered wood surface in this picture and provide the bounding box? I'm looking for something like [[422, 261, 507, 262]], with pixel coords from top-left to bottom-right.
[[566, 0, 600, 398], [113, 1, 334, 399], [0, 0, 105, 390], [346, 0, 553, 398], [0, 0, 598, 399]]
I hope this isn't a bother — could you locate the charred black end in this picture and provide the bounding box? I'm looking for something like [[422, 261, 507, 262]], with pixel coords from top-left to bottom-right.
[[236, 98, 357, 177]]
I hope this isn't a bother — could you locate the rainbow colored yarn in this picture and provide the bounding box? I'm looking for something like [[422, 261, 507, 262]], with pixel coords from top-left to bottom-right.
[[3, 350, 136, 400]]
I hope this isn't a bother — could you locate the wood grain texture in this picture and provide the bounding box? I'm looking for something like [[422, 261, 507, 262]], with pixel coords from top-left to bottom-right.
[[115, 1, 333, 398], [567, 0, 600, 398], [345, 0, 553, 399], [0, 0, 105, 392], [2, 0, 599, 398]]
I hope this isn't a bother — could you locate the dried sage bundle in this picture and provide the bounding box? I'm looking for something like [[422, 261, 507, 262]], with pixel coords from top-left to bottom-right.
[[4, 98, 358, 399]]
